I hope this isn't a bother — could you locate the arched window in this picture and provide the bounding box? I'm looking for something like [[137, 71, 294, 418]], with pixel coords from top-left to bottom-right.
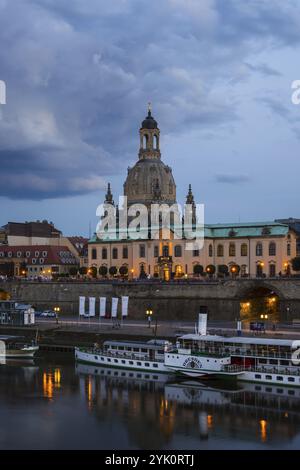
[[122, 246, 128, 259], [154, 134, 158, 150], [112, 248, 118, 259], [241, 244, 248, 257], [256, 243, 263, 257], [91, 248, 97, 260], [217, 244, 224, 257], [143, 134, 148, 149], [102, 248, 107, 260], [209, 244, 213, 257], [169, 181, 173, 195], [229, 243, 236, 257], [139, 244, 146, 258], [287, 243, 291, 256], [174, 245, 182, 257], [269, 242, 276, 256]]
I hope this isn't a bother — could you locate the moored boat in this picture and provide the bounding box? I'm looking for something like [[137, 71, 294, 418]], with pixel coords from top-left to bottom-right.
[[75, 339, 172, 373], [0, 335, 39, 359]]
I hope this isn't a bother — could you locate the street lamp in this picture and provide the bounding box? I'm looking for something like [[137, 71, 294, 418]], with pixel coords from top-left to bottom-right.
[[146, 308, 153, 328], [54, 306, 60, 323]]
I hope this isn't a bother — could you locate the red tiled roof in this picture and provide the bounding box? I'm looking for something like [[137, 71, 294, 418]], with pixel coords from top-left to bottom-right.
[[0, 245, 78, 265]]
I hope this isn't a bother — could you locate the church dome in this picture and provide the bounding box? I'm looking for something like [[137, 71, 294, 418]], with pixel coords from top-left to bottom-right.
[[124, 159, 176, 208]]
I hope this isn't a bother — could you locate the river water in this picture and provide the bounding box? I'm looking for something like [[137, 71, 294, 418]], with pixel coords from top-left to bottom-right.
[[0, 356, 300, 450]]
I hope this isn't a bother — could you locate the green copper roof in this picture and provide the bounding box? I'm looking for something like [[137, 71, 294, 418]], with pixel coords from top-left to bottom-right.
[[89, 221, 289, 243]]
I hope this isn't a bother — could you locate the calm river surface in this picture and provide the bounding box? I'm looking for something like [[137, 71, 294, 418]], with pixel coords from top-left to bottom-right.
[[0, 356, 300, 450]]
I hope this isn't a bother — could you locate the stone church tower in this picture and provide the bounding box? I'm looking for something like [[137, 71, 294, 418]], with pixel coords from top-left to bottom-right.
[[123, 105, 176, 209]]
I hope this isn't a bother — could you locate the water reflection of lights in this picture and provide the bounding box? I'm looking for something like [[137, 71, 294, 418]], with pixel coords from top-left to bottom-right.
[[260, 419, 268, 443], [42, 369, 62, 399]]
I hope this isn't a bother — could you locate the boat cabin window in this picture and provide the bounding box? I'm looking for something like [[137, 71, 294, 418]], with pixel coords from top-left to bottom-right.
[[280, 360, 289, 366], [118, 346, 124, 350], [288, 390, 295, 395], [270, 359, 278, 365], [288, 377, 295, 382], [266, 375, 272, 380], [259, 359, 267, 364], [158, 350, 164, 354], [141, 348, 148, 353], [133, 348, 139, 352], [276, 376, 283, 381]]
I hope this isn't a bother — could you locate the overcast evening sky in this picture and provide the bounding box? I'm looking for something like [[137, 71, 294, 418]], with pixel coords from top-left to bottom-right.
[[0, 0, 300, 236]]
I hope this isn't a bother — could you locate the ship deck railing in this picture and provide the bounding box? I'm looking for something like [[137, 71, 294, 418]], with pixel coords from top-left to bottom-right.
[[187, 348, 294, 360], [77, 347, 165, 363], [245, 366, 300, 376]]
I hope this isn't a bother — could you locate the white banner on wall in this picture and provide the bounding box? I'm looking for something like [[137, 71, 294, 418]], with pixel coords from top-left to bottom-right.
[[79, 296, 85, 316], [121, 296, 129, 317], [99, 297, 106, 317], [89, 297, 96, 317], [111, 297, 119, 318]]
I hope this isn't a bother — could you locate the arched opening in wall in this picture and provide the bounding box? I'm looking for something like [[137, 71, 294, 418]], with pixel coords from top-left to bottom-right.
[[240, 287, 280, 323], [154, 134, 158, 149], [143, 134, 148, 149], [0, 289, 10, 300]]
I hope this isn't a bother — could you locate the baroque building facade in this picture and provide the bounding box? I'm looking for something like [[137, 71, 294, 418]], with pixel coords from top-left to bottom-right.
[[88, 108, 297, 280]]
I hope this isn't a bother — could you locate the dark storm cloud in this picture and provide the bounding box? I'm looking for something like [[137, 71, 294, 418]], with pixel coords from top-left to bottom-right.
[[1, 0, 300, 199], [215, 174, 250, 184]]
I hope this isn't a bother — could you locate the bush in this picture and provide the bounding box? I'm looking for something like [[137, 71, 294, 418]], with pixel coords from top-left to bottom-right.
[[109, 266, 118, 276], [193, 264, 204, 276], [89, 267, 98, 278], [99, 265, 108, 277], [218, 265, 229, 276], [206, 264, 216, 275], [119, 266, 128, 277]]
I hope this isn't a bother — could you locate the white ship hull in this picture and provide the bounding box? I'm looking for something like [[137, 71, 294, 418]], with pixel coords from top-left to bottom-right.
[[75, 347, 168, 373], [238, 369, 300, 387]]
